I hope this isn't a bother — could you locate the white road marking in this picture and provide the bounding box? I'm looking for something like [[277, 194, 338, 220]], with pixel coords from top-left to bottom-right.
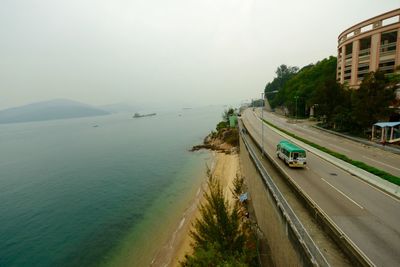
[[245, 110, 400, 204], [244, 111, 400, 202], [329, 143, 350, 152], [321, 178, 364, 209], [362, 156, 400, 171], [350, 173, 400, 203]]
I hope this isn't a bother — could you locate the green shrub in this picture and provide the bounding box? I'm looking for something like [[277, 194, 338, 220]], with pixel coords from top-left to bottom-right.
[[181, 171, 257, 266], [216, 121, 228, 132], [223, 128, 239, 147]]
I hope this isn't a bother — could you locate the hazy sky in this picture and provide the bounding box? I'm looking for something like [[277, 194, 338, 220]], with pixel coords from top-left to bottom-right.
[[0, 1, 399, 109]]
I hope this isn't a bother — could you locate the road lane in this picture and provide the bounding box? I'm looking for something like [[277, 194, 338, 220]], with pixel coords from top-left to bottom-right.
[[320, 178, 364, 210], [242, 109, 400, 266], [256, 109, 400, 177]]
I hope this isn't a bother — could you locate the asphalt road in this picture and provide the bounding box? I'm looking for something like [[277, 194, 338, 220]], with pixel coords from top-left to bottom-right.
[[241, 109, 400, 266], [256, 109, 400, 178]]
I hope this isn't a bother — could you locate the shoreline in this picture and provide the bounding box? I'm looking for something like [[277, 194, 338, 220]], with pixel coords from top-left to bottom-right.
[[151, 152, 240, 266], [101, 151, 213, 267]]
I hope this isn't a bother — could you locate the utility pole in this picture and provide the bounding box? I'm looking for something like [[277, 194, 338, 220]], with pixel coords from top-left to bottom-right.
[[261, 92, 264, 155]]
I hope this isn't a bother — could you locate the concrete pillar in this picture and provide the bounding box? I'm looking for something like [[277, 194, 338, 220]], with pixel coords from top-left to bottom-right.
[[351, 39, 360, 86], [395, 28, 400, 67], [370, 33, 381, 72], [371, 125, 375, 140], [340, 47, 345, 83], [390, 127, 394, 141]]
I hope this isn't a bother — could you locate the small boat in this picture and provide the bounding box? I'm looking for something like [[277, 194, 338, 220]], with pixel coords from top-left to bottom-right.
[[133, 112, 157, 118]]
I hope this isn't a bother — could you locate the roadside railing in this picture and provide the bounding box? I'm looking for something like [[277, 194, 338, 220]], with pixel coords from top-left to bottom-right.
[[240, 118, 375, 267], [239, 121, 330, 267]]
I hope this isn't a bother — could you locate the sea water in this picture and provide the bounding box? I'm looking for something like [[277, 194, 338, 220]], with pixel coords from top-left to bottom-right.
[[0, 106, 224, 267]]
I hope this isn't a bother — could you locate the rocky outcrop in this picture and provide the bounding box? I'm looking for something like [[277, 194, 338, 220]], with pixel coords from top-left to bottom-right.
[[190, 128, 238, 154]]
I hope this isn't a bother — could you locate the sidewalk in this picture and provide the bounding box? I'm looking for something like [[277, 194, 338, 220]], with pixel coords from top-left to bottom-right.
[[312, 125, 400, 155]]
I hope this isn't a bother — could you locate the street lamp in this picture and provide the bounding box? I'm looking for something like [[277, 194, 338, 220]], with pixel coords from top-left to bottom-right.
[[261, 92, 264, 155], [294, 96, 299, 122]]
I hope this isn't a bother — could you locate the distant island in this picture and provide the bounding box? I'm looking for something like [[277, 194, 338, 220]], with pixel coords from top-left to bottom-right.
[[0, 99, 110, 124], [133, 112, 156, 118]]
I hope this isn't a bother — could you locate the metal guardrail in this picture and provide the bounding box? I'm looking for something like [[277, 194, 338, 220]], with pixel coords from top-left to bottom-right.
[[240, 117, 376, 267], [239, 123, 330, 267]]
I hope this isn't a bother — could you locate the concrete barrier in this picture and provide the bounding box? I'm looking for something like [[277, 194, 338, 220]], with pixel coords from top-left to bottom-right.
[[241, 120, 375, 267], [260, 118, 400, 199], [239, 124, 329, 267]]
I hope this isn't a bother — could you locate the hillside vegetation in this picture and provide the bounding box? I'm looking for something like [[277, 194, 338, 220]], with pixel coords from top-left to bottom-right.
[[265, 57, 399, 135]]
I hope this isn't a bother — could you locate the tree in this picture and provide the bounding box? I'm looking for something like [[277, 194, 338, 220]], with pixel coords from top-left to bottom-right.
[[181, 172, 257, 266], [311, 78, 351, 125], [351, 71, 395, 132], [263, 56, 398, 134], [265, 64, 299, 107], [268, 57, 337, 113], [231, 175, 244, 199], [190, 175, 245, 255], [222, 108, 235, 122]]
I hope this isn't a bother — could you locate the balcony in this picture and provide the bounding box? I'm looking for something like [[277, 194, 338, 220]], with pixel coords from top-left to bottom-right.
[[380, 65, 394, 71], [357, 69, 370, 75], [359, 55, 370, 63], [380, 42, 397, 56], [359, 48, 371, 57], [345, 53, 353, 59]]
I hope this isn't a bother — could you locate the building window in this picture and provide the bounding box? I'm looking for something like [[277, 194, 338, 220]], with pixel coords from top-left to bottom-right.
[[357, 63, 369, 80], [359, 37, 371, 58], [379, 60, 395, 73], [380, 31, 397, 54], [345, 43, 353, 60]]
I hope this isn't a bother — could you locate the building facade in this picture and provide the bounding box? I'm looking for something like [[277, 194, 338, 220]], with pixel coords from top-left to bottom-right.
[[337, 9, 400, 88]]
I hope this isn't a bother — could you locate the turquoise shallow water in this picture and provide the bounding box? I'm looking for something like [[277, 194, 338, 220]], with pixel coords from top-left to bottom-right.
[[0, 106, 223, 267]]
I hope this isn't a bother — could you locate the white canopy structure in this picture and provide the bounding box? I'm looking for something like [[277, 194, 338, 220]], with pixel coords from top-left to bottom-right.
[[372, 122, 400, 144]]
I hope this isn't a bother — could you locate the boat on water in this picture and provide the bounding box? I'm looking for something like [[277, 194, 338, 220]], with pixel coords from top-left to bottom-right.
[[133, 112, 156, 118]]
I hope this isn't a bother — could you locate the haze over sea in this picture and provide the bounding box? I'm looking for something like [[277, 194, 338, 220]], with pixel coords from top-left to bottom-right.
[[0, 106, 224, 267]]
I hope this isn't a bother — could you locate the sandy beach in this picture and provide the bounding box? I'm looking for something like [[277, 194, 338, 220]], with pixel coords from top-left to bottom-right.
[[150, 152, 240, 267]]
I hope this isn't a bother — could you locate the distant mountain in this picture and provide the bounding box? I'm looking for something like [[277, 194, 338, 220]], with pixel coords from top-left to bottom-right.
[[0, 99, 110, 124]]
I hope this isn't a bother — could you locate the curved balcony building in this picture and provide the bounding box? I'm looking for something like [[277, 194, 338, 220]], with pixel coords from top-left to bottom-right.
[[337, 9, 400, 88]]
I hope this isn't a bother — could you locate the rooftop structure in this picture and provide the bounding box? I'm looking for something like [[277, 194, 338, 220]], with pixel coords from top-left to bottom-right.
[[337, 9, 400, 88]]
